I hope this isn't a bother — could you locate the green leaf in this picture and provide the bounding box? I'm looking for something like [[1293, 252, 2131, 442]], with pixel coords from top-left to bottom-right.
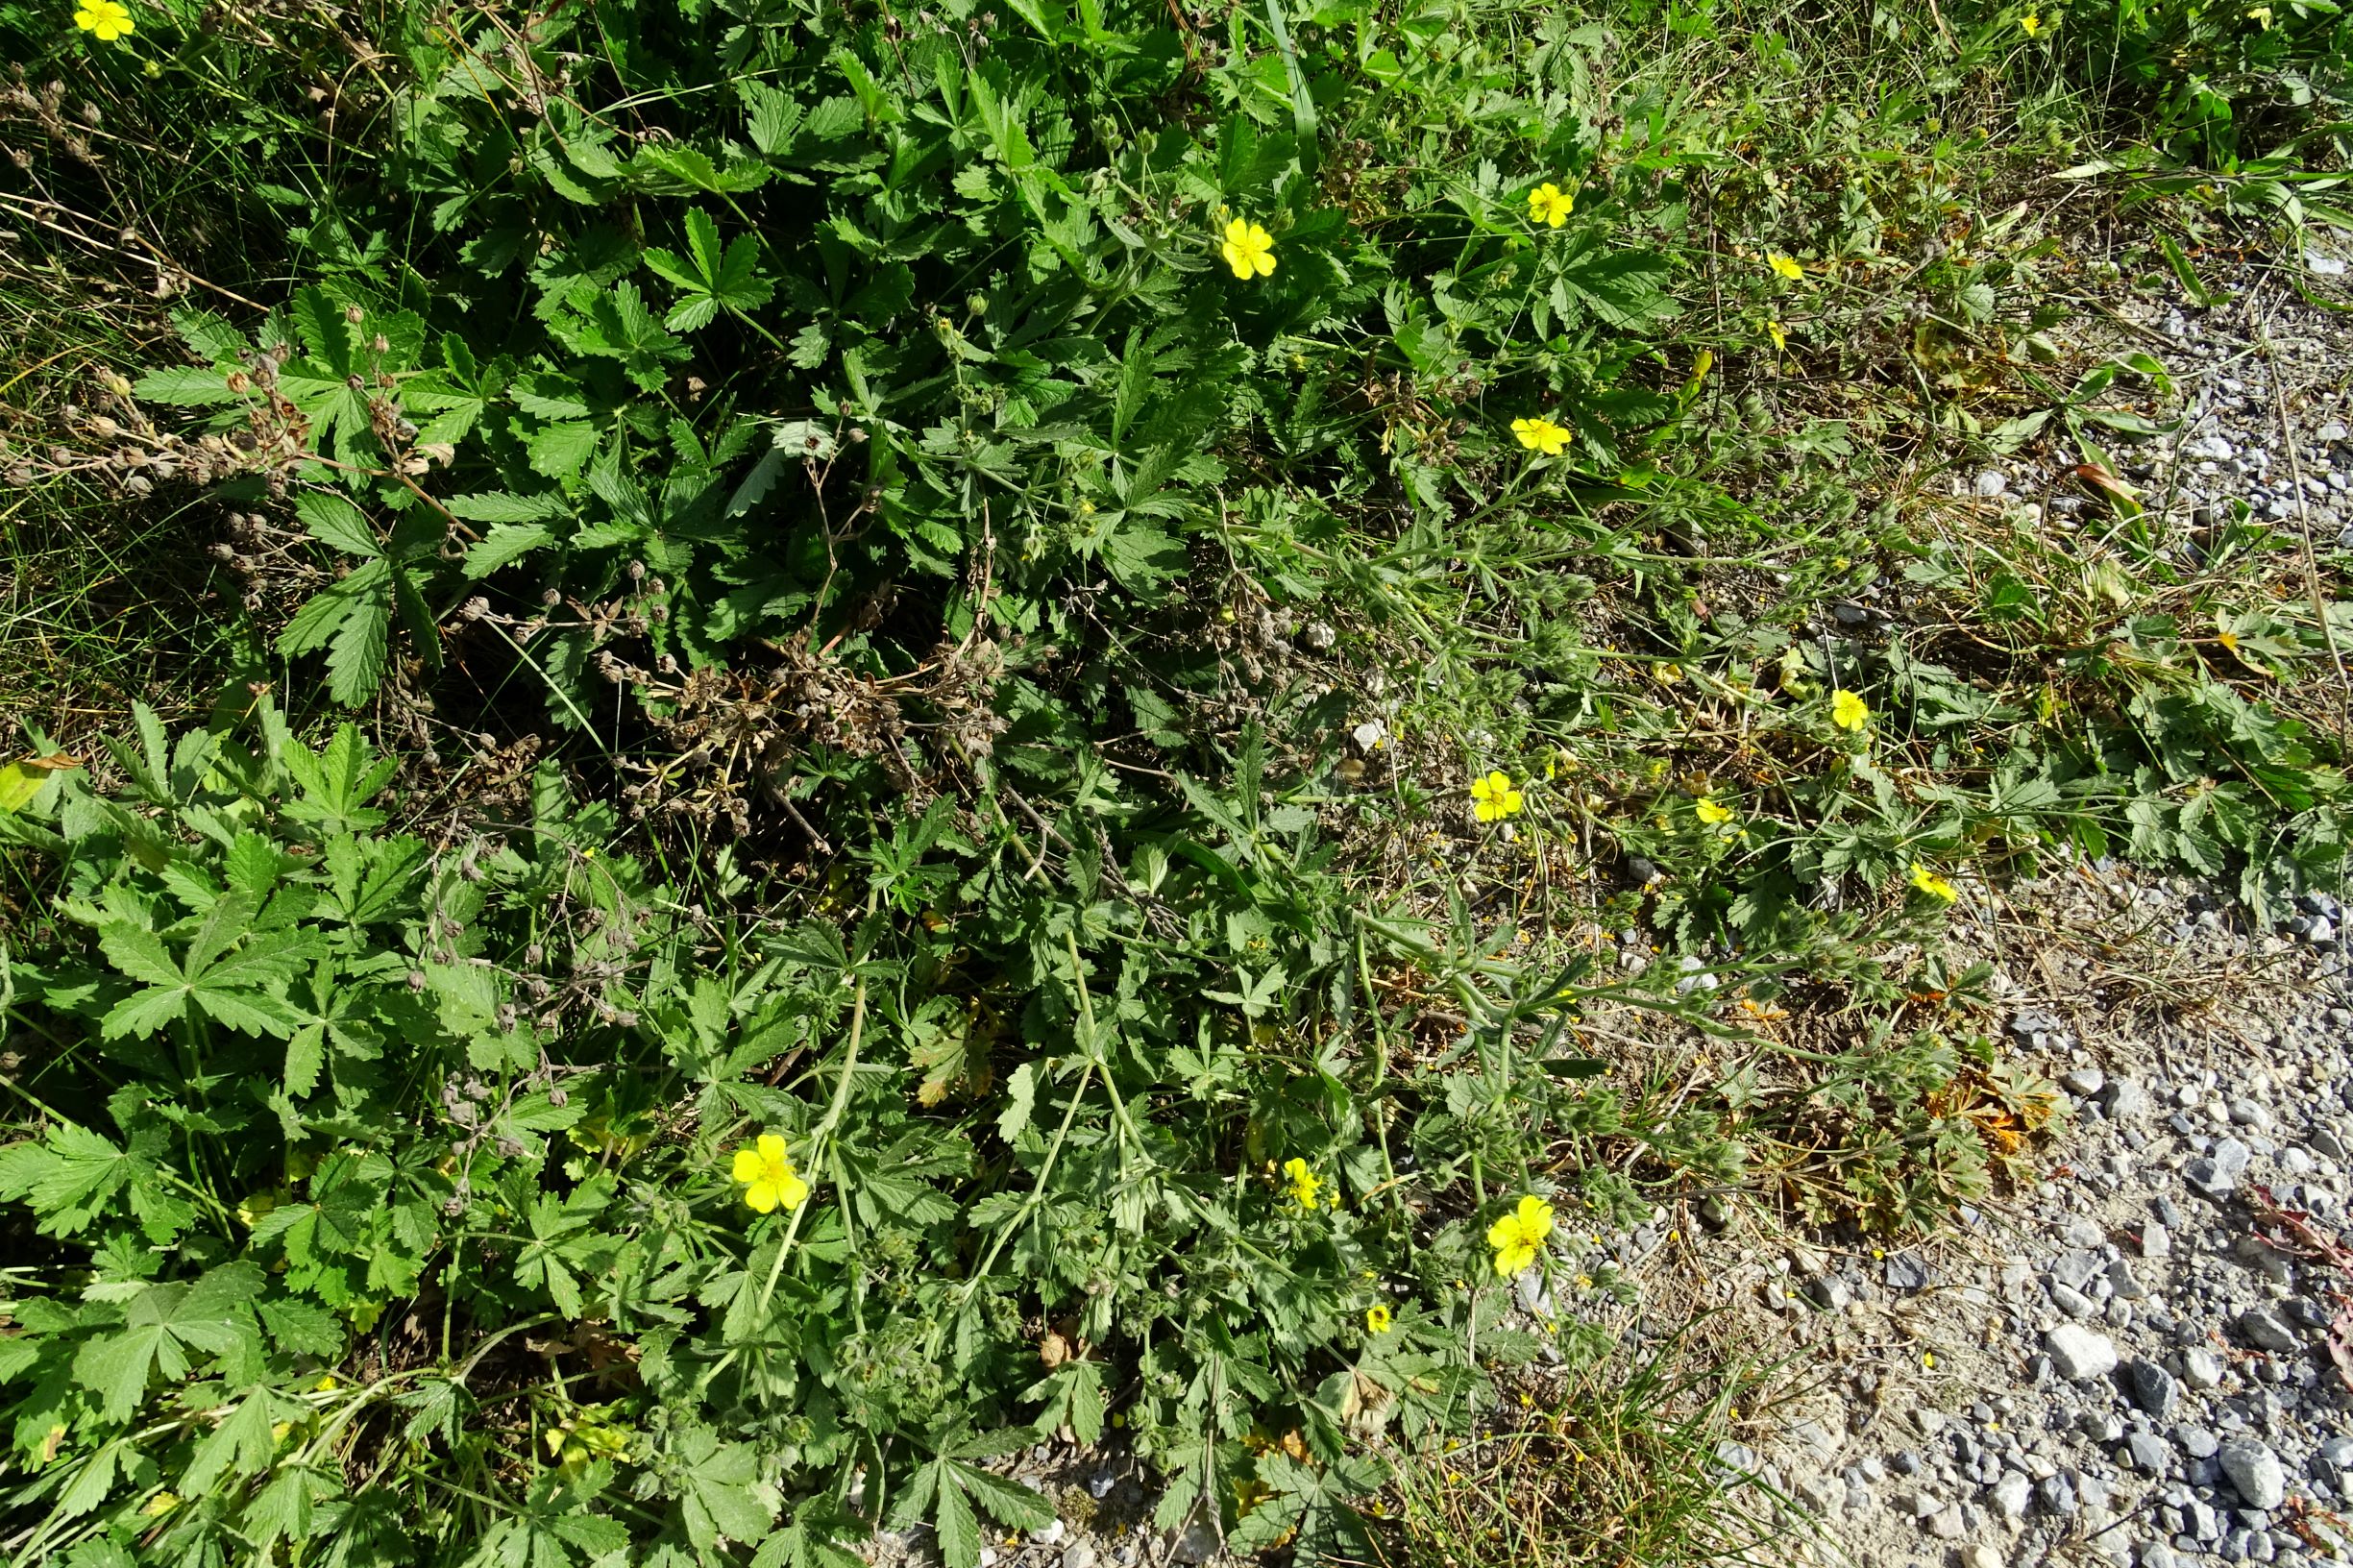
[[530, 421, 601, 479], [325, 578, 394, 705], [134, 366, 238, 404], [463, 523, 552, 579], [181, 1389, 284, 1493], [676, 1431, 776, 1550], [292, 491, 381, 558], [931, 1472, 981, 1568]]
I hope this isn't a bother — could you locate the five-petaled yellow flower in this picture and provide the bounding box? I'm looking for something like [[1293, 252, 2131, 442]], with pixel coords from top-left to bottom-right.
[[1527, 182, 1575, 229], [1221, 219, 1276, 281], [1830, 689, 1870, 732], [1767, 252, 1804, 282], [75, 0, 134, 37], [2020, 10, 2041, 32], [1470, 771, 1524, 822], [731, 1133, 809, 1214], [1510, 415, 1571, 456], [1909, 862, 1959, 902], [1486, 1194, 1556, 1277], [1365, 1304, 1393, 1335], [1695, 796, 1734, 826], [1283, 1157, 1323, 1211], [1766, 320, 1787, 353]]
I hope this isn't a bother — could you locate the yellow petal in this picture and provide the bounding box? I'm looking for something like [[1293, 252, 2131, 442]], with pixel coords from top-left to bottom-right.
[[1485, 1213, 1521, 1250], [776, 1171, 809, 1211], [731, 1147, 765, 1184], [756, 1133, 789, 1167], [744, 1180, 780, 1213]]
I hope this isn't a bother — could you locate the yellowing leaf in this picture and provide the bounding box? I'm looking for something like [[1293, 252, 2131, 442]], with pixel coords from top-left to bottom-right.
[[0, 753, 78, 814]]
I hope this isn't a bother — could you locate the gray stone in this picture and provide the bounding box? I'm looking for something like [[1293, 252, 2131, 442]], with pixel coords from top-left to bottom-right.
[[2142, 1221, 2172, 1259], [2241, 1309, 2300, 1354], [2047, 1324, 2120, 1381], [2222, 1441, 2288, 1510], [2177, 1425, 2222, 1459], [1805, 1274, 1851, 1311], [2065, 1067, 2110, 1096], [2188, 1138, 2253, 1196], [2040, 1473, 2080, 1515], [2109, 1079, 2154, 1120], [1975, 470, 2011, 498], [2183, 1348, 2226, 1389], [2055, 1252, 2106, 1290], [1884, 1253, 1930, 1291], [1061, 1546, 1100, 1568], [2128, 1360, 2181, 1418], [1928, 1502, 1969, 1539], [2129, 1432, 2176, 1473], [2053, 1283, 2098, 1317], [2109, 1258, 2147, 1299], [1962, 1545, 2002, 1568], [1991, 1471, 2034, 1519]]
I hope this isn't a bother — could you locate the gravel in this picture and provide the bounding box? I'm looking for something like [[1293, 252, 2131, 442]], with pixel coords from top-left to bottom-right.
[[1708, 854, 2353, 1568]]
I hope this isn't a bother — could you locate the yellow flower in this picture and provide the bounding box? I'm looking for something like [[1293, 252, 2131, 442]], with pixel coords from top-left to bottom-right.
[[1695, 796, 1734, 826], [1527, 182, 1575, 228], [2245, 5, 2271, 25], [1221, 218, 1276, 281], [2020, 10, 2041, 32], [1909, 862, 1959, 902], [1365, 1304, 1393, 1335], [1282, 1157, 1322, 1212], [730, 1133, 809, 1214], [1509, 415, 1571, 456], [1830, 689, 1870, 732], [1767, 252, 1804, 282], [74, 0, 133, 38], [1486, 1193, 1556, 1277], [1766, 319, 1787, 353], [1469, 771, 1524, 822]]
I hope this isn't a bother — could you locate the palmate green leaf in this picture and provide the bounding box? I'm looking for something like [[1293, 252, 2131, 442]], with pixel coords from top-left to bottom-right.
[[644, 209, 775, 332], [1558, 247, 1679, 330], [180, 1387, 285, 1493], [242, 1465, 334, 1550], [282, 723, 395, 835], [97, 894, 316, 1041], [0, 1123, 155, 1236], [72, 1265, 263, 1422], [674, 1429, 774, 1550], [279, 556, 390, 661]]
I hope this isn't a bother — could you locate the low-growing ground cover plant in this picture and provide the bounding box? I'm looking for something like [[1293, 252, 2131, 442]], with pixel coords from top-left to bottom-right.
[[3, 0, 2352, 1560]]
